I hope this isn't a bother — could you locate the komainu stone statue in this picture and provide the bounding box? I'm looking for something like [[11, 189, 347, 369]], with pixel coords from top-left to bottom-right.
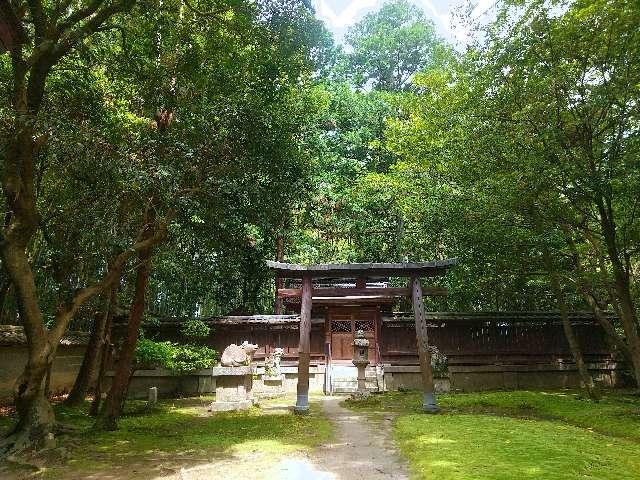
[[264, 347, 285, 377], [220, 341, 258, 367]]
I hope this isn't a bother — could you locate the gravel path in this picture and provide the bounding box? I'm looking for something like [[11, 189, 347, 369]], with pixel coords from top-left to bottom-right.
[[272, 396, 409, 480]]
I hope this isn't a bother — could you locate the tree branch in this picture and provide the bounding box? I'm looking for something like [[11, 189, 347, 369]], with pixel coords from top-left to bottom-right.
[[48, 212, 172, 343], [56, 0, 105, 33], [27, 0, 46, 42], [54, 0, 135, 59]]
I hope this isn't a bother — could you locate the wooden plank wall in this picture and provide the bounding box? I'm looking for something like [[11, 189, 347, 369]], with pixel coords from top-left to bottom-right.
[[380, 318, 613, 366], [144, 313, 615, 367], [145, 322, 326, 364]]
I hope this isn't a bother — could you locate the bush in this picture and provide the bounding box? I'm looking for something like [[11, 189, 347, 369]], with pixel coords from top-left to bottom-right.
[[135, 338, 218, 372], [136, 338, 176, 369], [180, 318, 211, 338], [171, 344, 218, 372]]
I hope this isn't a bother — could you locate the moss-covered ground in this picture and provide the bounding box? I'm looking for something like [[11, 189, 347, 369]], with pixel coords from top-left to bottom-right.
[[344, 390, 640, 480], [0, 396, 332, 479]]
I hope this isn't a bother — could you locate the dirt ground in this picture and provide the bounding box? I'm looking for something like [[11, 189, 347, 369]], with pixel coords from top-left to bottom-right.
[[163, 397, 408, 480], [1, 397, 408, 480]]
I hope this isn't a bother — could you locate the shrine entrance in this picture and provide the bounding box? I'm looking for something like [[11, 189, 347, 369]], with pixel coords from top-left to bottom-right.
[[328, 307, 378, 363], [267, 259, 457, 414]]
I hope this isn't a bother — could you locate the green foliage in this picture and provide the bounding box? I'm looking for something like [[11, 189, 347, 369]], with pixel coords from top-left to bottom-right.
[[295, 0, 640, 318], [0, 0, 334, 324], [179, 318, 211, 338], [287, 2, 449, 267], [135, 338, 218, 372], [170, 344, 218, 372], [342, 0, 450, 91], [135, 338, 177, 370]]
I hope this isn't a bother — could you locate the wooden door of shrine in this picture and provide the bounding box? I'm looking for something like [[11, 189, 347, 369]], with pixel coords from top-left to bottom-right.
[[328, 307, 379, 363]]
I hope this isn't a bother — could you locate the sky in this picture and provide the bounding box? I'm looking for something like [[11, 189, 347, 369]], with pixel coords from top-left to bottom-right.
[[313, 0, 494, 47]]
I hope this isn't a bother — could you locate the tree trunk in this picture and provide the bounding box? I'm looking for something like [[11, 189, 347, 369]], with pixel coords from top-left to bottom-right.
[[0, 3, 162, 455], [0, 279, 12, 323], [90, 289, 116, 416], [565, 226, 640, 388], [1, 340, 56, 453], [596, 202, 640, 387], [65, 291, 113, 407], [95, 209, 155, 430], [0, 242, 56, 455], [542, 249, 597, 399]]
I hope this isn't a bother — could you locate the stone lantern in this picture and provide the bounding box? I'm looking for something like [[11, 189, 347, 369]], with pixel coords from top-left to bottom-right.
[[352, 329, 370, 397]]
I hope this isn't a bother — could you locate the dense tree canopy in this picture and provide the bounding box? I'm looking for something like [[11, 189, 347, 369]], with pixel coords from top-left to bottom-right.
[[1, 0, 638, 454]]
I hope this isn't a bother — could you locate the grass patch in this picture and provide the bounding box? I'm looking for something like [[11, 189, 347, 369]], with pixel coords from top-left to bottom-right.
[[397, 413, 640, 480], [345, 389, 640, 441], [1, 396, 332, 479], [345, 390, 640, 480]]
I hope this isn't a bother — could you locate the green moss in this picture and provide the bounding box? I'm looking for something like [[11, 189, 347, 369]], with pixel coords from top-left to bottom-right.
[[345, 389, 640, 441], [1, 396, 332, 479], [397, 413, 640, 480], [345, 390, 640, 480]]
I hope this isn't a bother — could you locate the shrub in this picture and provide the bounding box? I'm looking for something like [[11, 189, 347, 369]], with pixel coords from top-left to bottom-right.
[[135, 338, 218, 373], [180, 318, 211, 338], [171, 344, 218, 372], [136, 338, 176, 370]]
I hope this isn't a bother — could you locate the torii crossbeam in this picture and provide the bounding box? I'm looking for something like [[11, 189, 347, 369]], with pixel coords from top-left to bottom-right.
[[266, 259, 457, 413]]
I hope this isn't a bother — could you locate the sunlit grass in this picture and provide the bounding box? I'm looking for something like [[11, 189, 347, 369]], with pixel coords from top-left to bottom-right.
[[345, 390, 640, 480], [397, 413, 639, 480], [1, 396, 333, 479], [345, 389, 640, 440]]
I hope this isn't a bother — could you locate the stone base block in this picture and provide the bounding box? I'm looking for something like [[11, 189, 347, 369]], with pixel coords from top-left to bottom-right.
[[209, 400, 253, 412], [350, 391, 371, 400], [263, 375, 284, 385]]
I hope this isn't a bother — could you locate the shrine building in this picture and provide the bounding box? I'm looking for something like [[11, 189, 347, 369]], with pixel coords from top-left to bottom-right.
[[145, 260, 620, 408]]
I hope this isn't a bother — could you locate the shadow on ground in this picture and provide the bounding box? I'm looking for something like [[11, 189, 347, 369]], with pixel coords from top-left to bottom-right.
[[0, 396, 333, 480]]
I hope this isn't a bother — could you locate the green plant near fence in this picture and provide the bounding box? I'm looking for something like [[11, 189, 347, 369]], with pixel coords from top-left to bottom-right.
[[136, 337, 218, 373]]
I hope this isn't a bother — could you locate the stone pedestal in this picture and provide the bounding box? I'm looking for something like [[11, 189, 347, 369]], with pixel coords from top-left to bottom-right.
[[356, 364, 367, 392], [351, 361, 370, 399], [210, 366, 255, 412]]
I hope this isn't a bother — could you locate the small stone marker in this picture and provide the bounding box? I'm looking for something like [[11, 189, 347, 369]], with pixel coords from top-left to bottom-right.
[[148, 386, 158, 405]]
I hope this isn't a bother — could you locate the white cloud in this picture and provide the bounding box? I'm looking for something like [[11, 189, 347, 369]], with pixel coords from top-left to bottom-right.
[[314, 0, 497, 48], [314, 0, 381, 29]]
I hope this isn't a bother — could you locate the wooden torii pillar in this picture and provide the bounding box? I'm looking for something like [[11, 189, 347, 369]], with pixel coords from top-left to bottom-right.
[[411, 276, 439, 413], [267, 259, 457, 414], [294, 274, 313, 413]]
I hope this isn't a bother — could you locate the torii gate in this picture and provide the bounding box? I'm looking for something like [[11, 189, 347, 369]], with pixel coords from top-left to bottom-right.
[[266, 259, 457, 413]]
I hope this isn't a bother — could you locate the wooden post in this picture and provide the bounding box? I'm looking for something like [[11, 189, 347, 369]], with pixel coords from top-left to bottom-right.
[[324, 308, 332, 395], [274, 235, 284, 314], [411, 276, 439, 413], [295, 274, 312, 413]]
